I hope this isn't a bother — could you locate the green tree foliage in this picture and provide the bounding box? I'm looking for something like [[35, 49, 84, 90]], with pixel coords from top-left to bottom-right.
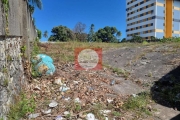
[[87, 24, 95, 42], [48, 25, 75, 42], [37, 29, 42, 39], [28, 0, 42, 9], [95, 26, 121, 42], [73, 22, 87, 41], [28, 4, 34, 14], [130, 35, 143, 43], [121, 38, 127, 42], [43, 30, 48, 38]]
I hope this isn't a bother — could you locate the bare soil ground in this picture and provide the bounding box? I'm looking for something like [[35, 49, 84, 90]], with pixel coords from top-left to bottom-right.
[[23, 42, 180, 120], [103, 43, 180, 120]]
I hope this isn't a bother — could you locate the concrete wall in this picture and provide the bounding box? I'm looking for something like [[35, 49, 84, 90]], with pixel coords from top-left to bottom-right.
[[0, 0, 37, 119], [0, 37, 25, 119], [0, 0, 37, 41]]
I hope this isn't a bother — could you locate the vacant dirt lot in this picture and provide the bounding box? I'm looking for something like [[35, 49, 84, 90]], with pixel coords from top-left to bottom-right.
[[18, 42, 180, 120]]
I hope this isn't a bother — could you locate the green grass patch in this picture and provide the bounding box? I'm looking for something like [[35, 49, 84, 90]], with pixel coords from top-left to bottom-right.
[[7, 93, 36, 120], [103, 64, 130, 79], [123, 92, 151, 116]]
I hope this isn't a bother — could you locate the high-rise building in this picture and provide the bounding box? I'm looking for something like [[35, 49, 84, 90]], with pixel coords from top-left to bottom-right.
[[126, 0, 180, 40]]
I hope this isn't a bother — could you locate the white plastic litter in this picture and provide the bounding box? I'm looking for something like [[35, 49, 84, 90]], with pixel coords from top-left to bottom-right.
[[55, 115, 63, 120], [105, 117, 108, 120], [28, 113, 40, 119], [64, 111, 70, 115], [107, 99, 113, 103], [59, 85, 70, 92], [74, 98, 81, 103], [86, 113, 95, 120], [49, 100, 58, 108], [132, 94, 137, 97], [41, 109, 52, 114], [54, 78, 63, 85], [64, 97, 71, 101], [100, 110, 111, 116]]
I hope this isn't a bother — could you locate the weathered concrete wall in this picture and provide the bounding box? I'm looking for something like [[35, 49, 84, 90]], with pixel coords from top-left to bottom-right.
[[0, 37, 25, 119], [0, 0, 37, 41], [0, 0, 37, 119]]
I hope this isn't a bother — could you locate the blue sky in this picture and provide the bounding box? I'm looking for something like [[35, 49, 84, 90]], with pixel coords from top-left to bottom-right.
[[33, 0, 126, 41]]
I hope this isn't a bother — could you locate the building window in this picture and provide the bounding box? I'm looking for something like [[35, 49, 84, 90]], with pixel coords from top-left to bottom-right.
[[140, 1, 144, 4], [146, 25, 148, 27], [151, 10, 154, 14], [152, 16, 155, 19], [151, 23, 153, 26]]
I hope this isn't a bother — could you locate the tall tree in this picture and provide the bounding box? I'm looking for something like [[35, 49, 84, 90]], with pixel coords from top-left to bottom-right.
[[95, 26, 121, 42], [73, 22, 87, 41], [37, 29, 42, 39], [28, 0, 42, 9], [43, 30, 48, 38], [48, 25, 75, 42], [73, 22, 86, 34], [87, 24, 95, 42]]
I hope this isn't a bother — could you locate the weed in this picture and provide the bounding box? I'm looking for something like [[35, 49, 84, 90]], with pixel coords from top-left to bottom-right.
[[103, 64, 130, 79], [123, 92, 151, 116], [66, 101, 82, 113], [90, 103, 106, 120], [7, 55, 12, 61], [147, 72, 152, 77], [133, 52, 146, 62], [3, 79, 9, 87], [8, 93, 36, 120], [31, 38, 40, 56], [75, 103, 81, 111], [2, 67, 7, 73], [66, 113, 71, 119], [142, 41, 148, 45], [20, 45, 26, 55], [112, 111, 121, 117]]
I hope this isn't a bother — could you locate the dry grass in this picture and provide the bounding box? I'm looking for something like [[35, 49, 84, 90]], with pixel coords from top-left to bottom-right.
[[39, 41, 160, 64]]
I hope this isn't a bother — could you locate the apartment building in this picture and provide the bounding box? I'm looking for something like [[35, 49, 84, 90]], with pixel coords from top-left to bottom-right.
[[126, 0, 180, 40]]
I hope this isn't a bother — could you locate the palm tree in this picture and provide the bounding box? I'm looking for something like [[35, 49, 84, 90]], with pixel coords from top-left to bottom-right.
[[116, 31, 121, 42], [28, 0, 42, 9], [116, 31, 121, 37], [43, 30, 48, 38]]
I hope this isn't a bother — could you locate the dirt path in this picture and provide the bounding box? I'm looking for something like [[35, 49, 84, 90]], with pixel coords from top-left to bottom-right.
[[103, 43, 180, 120]]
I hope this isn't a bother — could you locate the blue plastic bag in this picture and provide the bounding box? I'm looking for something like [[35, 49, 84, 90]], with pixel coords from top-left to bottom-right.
[[35, 61, 55, 75], [32, 54, 53, 64], [32, 54, 55, 75]]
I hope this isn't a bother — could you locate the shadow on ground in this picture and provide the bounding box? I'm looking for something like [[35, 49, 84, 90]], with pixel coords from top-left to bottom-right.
[[151, 66, 180, 119]]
